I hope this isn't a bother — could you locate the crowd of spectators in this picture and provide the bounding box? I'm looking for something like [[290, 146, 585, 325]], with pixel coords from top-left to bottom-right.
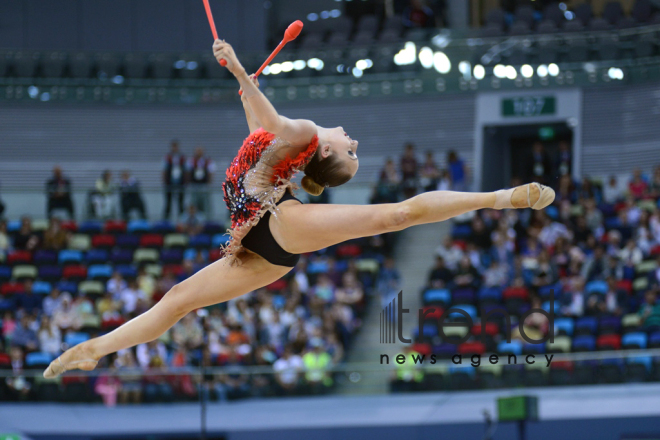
[[0, 205, 387, 403]]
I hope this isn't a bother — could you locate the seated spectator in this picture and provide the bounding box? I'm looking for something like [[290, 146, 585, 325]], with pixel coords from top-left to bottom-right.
[[172, 312, 204, 351], [107, 271, 127, 297], [52, 293, 82, 332], [419, 150, 440, 192], [603, 176, 624, 204], [13, 217, 39, 251], [115, 350, 143, 404], [10, 315, 39, 352], [37, 315, 61, 356], [581, 246, 608, 282], [16, 280, 42, 313], [91, 170, 116, 219], [2, 311, 16, 339], [302, 341, 333, 394], [273, 345, 303, 395], [143, 356, 174, 403], [74, 293, 100, 331], [435, 236, 464, 271], [311, 274, 336, 303], [42, 288, 61, 317], [629, 168, 648, 199], [94, 362, 122, 407], [619, 239, 643, 267], [119, 170, 147, 220], [182, 204, 204, 236], [42, 217, 69, 250], [483, 260, 508, 287], [334, 272, 364, 308], [137, 267, 156, 301], [447, 150, 467, 191], [136, 339, 169, 369], [562, 279, 586, 317], [639, 289, 660, 328], [46, 166, 74, 219], [400, 143, 418, 199], [428, 256, 453, 288], [117, 279, 147, 315], [453, 256, 481, 289], [6, 346, 31, 401], [217, 347, 250, 400]]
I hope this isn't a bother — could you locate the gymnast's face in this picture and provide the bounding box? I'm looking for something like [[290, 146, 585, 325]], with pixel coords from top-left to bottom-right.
[[322, 126, 359, 178]]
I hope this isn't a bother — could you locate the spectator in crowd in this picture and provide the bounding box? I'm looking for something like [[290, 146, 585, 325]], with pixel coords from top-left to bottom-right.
[[16, 280, 42, 313], [10, 315, 38, 352], [42, 217, 69, 251], [91, 170, 116, 219], [182, 204, 204, 236], [136, 340, 168, 369], [420, 150, 440, 192], [447, 150, 467, 191], [556, 140, 572, 178], [428, 256, 453, 288], [273, 345, 303, 395], [162, 140, 187, 220], [46, 166, 74, 219], [377, 257, 402, 309], [13, 217, 39, 251], [302, 340, 333, 394], [0, 220, 9, 259], [217, 347, 250, 401], [42, 288, 62, 317], [639, 289, 660, 328], [437, 168, 451, 191], [371, 158, 401, 204], [37, 315, 61, 356], [52, 293, 81, 331], [527, 141, 552, 185], [603, 176, 624, 204], [117, 279, 147, 315], [172, 312, 204, 352], [402, 0, 435, 28], [119, 170, 147, 220], [143, 356, 174, 403], [107, 271, 128, 297], [187, 147, 216, 216], [94, 362, 122, 407], [400, 143, 418, 199], [650, 166, 660, 198], [435, 236, 464, 271], [629, 168, 648, 199], [5, 346, 31, 401], [115, 350, 143, 404]]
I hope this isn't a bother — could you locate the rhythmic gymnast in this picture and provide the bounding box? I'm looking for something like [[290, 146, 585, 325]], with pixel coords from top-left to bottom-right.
[[44, 40, 555, 378]]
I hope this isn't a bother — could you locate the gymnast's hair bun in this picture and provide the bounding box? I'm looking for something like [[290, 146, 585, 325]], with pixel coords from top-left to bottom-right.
[[301, 175, 324, 196]]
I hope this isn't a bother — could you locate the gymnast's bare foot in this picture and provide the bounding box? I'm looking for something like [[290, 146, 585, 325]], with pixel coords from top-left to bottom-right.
[[43, 342, 99, 379], [494, 183, 555, 210]]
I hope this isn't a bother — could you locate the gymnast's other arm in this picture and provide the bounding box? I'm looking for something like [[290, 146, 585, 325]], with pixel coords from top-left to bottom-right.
[[240, 74, 262, 134], [213, 39, 317, 146]]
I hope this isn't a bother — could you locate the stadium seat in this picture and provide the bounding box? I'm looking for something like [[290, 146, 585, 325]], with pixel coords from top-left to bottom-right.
[[160, 248, 184, 264], [503, 286, 529, 301], [0, 266, 12, 282], [78, 280, 104, 296], [622, 313, 642, 332], [33, 250, 58, 265], [546, 335, 572, 353], [633, 277, 648, 291], [58, 250, 83, 265], [62, 265, 88, 281], [572, 335, 596, 351], [478, 287, 502, 303], [597, 334, 621, 350], [116, 265, 138, 279], [68, 234, 91, 251], [524, 361, 549, 387], [12, 265, 37, 280], [598, 359, 624, 384], [134, 248, 159, 264], [423, 288, 451, 305], [26, 352, 54, 367], [64, 332, 90, 347], [105, 220, 127, 234], [575, 316, 598, 336], [88, 264, 113, 281], [209, 249, 223, 262], [189, 234, 212, 248], [91, 234, 116, 249], [127, 220, 151, 234], [39, 266, 63, 282], [7, 250, 32, 265], [479, 363, 504, 389], [622, 332, 647, 349], [586, 280, 608, 294], [140, 234, 164, 248], [56, 280, 78, 294], [203, 222, 224, 235], [497, 340, 523, 355], [1, 282, 25, 296], [78, 221, 103, 234], [115, 234, 140, 249], [152, 221, 176, 234], [624, 356, 651, 382], [32, 281, 51, 295], [599, 316, 621, 335], [164, 234, 188, 248], [86, 249, 109, 264], [212, 234, 231, 248], [110, 249, 133, 264], [144, 264, 163, 278]]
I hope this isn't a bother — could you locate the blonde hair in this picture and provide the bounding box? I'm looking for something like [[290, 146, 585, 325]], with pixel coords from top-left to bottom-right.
[[301, 175, 325, 196]]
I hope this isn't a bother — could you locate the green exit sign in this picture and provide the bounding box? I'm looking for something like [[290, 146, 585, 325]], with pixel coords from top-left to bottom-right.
[[502, 96, 556, 117], [0, 435, 21, 440]]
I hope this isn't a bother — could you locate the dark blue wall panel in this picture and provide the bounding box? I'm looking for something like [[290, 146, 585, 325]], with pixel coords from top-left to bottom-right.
[[25, 0, 79, 50], [80, 0, 133, 51], [0, 0, 26, 49], [132, 0, 187, 52]]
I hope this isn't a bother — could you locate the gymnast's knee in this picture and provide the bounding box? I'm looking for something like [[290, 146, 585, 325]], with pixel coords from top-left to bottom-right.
[[161, 283, 195, 318]]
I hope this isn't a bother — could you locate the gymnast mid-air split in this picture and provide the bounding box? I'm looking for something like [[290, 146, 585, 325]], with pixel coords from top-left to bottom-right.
[[43, 22, 555, 379]]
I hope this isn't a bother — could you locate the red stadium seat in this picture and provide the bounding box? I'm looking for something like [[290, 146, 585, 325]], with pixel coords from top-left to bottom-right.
[[140, 234, 164, 248], [209, 249, 222, 262], [471, 322, 499, 337], [60, 221, 78, 232], [458, 341, 486, 354], [7, 250, 32, 265], [162, 264, 183, 277], [91, 234, 116, 248], [266, 278, 288, 291], [412, 342, 432, 356], [1, 282, 26, 296], [453, 240, 467, 251], [503, 286, 529, 301], [336, 243, 362, 258], [62, 265, 88, 280], [650, 245, 660, 257], [105, 220, 127, 233], [0, 353, 11, 367], [616, 280, 632, 294], [421, 305, 444, 320], [597, 334, 621, 350], [550, 360, 574, 371]]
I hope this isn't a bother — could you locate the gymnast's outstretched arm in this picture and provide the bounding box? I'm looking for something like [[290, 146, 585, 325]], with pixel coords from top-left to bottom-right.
[[213, 39, 317, 146], [240, 74, 262, 134]]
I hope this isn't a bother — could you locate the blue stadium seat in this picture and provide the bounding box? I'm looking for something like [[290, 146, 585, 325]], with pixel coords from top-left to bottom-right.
[[308, 260, 329, 274], [34, 249, 58, 265], [575, 316, 598, 335], [451, 224, 472, 238], [447, 304, 477, 321], [523, 343, 546, 354], [39, 266, 62, 281], [622, 332, 647, 349], [478, 287, 502, 302], [554, 317, 574, 336], [545, 205, 559, 220], [32, 281, 52, 295], [86, 249, 109, 264], [334, 260, 349, 272], [572, 335, 596, 351], [539, 283, 561, 299], [497, 340, 523, 355], [183, 248, 198, 261], [422, 323, 439, 338], [78, 220, 103, 234], [627, 355, 652, 371], [25, 352, 55, 366], [56, 280, 78, 294], [152, 220, 175, 233], [160, 248, 183, 264], [115, 234, 141, 249], [116, 265, 138, 279], [449, 365, 475, 376], [212, 234, 231, 248], [110, 249, 133, 264], [58, 250, 83, 265], [7, 220, 21, 233], [127, 219, 151, 234], [423, 288, 451, 305], [189, 234, 212, 248], [586, 280, 608, 294], [88, 264, 113, 280], [0, 266, 11, 281], [65, 332, 90, 347], [542, 300, 560, 314], [203, 222, 225, 234]]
